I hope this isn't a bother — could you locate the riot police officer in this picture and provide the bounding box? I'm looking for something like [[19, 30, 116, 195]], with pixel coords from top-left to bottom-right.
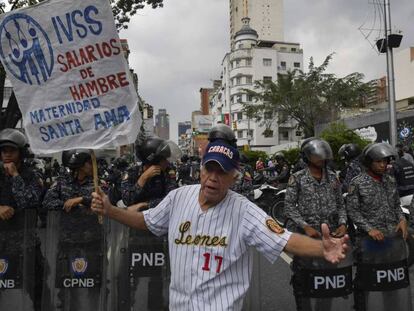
[[285, 138, 350, 310], [393, 145, 414, 197], [273, 153, 291, 185], [176, 154, 193, 186], [122, 137, 180, 208], [338, 143, 362, 193], [42, 150, 104, 311], [120, 136, 181, 310], [347, 143, 410, 311], [0, 129, 43, 311]]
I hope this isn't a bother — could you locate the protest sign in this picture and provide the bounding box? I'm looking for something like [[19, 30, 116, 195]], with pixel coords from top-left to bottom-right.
[[0, 0, 141, 154]]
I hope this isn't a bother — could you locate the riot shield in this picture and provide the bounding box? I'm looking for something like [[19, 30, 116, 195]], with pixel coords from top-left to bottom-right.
[[112, 227, 170, 311], [41, 208, 107, 311], [291, 246, 354, 311], [0, 209, 38, 310], [354, 235, 412, 311], [105, 217, 129, 311]]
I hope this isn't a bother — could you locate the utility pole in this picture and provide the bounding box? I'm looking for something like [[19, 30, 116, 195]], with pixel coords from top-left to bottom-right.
[[384, 0, 397, 147]]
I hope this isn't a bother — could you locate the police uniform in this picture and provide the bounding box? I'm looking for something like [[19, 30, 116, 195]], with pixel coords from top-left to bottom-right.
[[0, 164, 43, 310], [121, 164, 177, 208], [231, 164, 253, 197], [340, 159, 362, 193], [284, 168, 347, 231], [177, 161, 193, 185], [42, 174, 103, 310], [347, 172, 405, 235]]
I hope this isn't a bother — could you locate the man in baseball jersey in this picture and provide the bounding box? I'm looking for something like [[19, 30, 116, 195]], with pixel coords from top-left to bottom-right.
[[91, 140, 349, 310]]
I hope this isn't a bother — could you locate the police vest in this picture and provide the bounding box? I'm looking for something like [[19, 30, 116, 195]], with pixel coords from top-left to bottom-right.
[[394, 158, 414, 189]]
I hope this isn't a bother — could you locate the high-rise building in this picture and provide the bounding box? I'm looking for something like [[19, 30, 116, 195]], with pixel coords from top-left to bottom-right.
[[178, 121, 192, 137], [155, 109, 170, 140], [230, 0, 284, 49]]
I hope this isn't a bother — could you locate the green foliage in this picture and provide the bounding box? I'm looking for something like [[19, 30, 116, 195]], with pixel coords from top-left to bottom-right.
[[242, 54, 371, 138], [320, 122, 371, 167], [242, 150, 268, 167], [279, 148, 301, 166], [110, 0, 164, 30]]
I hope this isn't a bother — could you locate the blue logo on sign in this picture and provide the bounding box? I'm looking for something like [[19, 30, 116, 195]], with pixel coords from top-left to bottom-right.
[[0, 13, 54, 85], [400, 127, 411, 139]]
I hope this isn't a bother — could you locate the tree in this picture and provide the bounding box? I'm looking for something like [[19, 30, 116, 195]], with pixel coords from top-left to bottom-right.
[[320, 122, 370, 168], [0, 0, 163, 130], [242, 54, 371, 138]]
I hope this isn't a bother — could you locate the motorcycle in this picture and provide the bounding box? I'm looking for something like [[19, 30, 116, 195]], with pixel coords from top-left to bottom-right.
[[251, 173, 287, 225]]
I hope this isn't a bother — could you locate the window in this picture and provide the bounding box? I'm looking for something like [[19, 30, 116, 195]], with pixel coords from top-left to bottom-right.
[[236, 77, 241, 85], [247, 94, 253, 102], [246, 76, 252, 84], [235, 60, 241, 67], [280, 47, 287, 51], [294, 62, 300, 68], [247, 130, 254, 138], [246, 59, 252, 66], [291, 48, 297, 52], [263, 76, 272, 83], [235, 112, 243, 120], [263, 128, 273, 138], [263, 58, 272, 66], [280, 61, 286, 69], [237, 130, 243, 139], [238, 44, 244, 49], [236, 95, 242, 103], [279, 131, 289, 141]]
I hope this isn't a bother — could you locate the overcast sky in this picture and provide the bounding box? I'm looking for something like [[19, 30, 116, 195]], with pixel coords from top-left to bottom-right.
[[120, 0, 414, 142]]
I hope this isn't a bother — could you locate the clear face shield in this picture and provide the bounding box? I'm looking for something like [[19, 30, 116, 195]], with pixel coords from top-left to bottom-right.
[[156, 140, 182, 164]]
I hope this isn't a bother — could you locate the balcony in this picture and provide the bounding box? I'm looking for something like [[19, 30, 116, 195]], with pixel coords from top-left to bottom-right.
[[229, 49, 252, 62]]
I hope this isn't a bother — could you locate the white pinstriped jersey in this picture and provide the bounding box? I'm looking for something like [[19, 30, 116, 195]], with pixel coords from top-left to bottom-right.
[[143, 185, 292, 310]]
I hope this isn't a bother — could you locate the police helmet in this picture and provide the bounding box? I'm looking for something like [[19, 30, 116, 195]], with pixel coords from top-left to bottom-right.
[[274, 152, 286, 163], [208, 124, 237, 148], [361, 142, 396, 167], [240, 153, 249, 164], [136, 137, 182, 165], [62, 149, 91, 170], [113, 156, 129, 170], [338, 143, 361, 161], [181, 154, 189, 163], [0, 128, 28, 149], [301, 138, 333, 163]]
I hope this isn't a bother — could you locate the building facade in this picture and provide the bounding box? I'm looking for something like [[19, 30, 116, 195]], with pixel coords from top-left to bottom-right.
[[210, 17, 303, 151], [230, 0, 284, 49], [155, 108, 170, 140]]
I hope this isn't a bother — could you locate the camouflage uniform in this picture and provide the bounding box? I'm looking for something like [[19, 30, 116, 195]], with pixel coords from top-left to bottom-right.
[[347, 172, 405, 235], [0, 165, 43, 310], [340, 159, 362, 193], [121, 164, 177, 208], [42, 174, 103, 309], [0, 164, 43, 210], [232, 164, 253, 197], [42, 174, 94, 209], [284, 168, 347, 232], [177, 162, 193, 185]]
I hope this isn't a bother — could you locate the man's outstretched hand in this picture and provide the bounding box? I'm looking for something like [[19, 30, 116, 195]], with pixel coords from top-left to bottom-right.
[[321, 223, 350, 264]]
